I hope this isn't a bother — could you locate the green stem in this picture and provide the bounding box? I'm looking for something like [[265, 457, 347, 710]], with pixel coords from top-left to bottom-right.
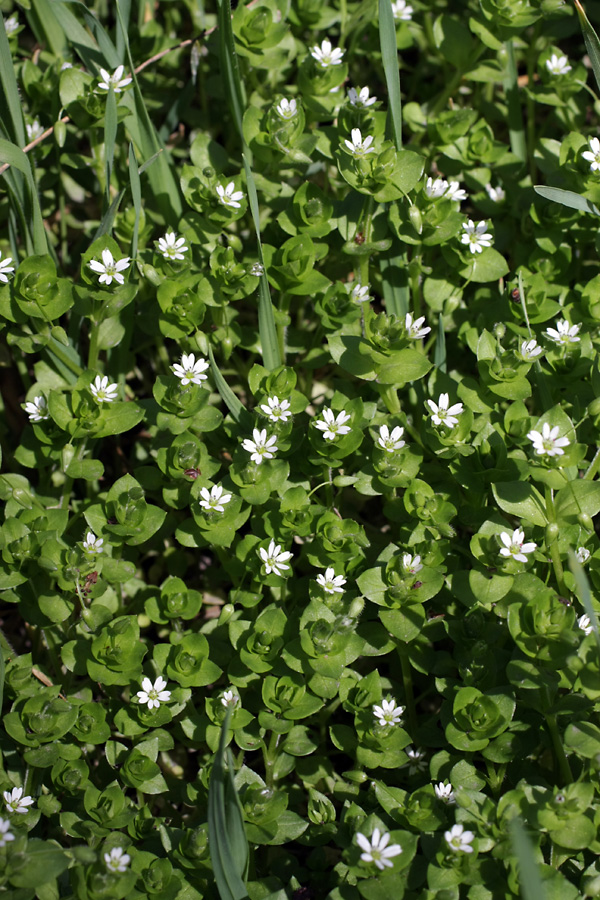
[[397, 644, 417, 737], [263, 730, 280, 789], [88, 318, 99, 371], [545, 487, 568, 597], [378, 385, 401, 414], [544, 709, 573, 785], [323, 466, 334, 507], [359, 196, 375, 287], [584, 446, 600, 481]]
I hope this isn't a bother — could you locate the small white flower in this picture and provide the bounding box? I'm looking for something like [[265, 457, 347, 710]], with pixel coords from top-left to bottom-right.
[[344, 128, 375, 158], [260, 396, 292, 422], [24, 395, 49, 422], [258, 539, 292, 576], [26, 119, 44, 142], [426, 393, 464, 428], [348, 86, 377, 108], [221, 689, 239, 708], [545, 319, 581, 345], [104, 847, 131, 873], [460, 219, 493, 254], [242, 428, 278, 464], [350, 283, 372, 303], [402, 553, 422, 575], [546, 53, 572, 76], [90, 374, 118, 403], [519, 339, 543, 361], [97, 65, 132, 93], [4, 14, 19, 34], [250, 262, 264, 276], [578, 613, 594, 635], [577, 547, 591, 564], [446, 181, 468, 202], [275, 98, 297, 119], [136, 676, 171, 710], [216, 182, 244, 209], [172, 353, 209, 386], [405, 312, 431, 340], [0, 818, 15, 848], [310, 39, 345, 68], [404, 746, 427, 774], [486, 183, 505, 203], [60, 61, 73, 71], [3, 787, 34, 815], [158, 231, 188, 260], [355, 828, 402, 870], [583, 137, 600, 172], [0, 252, 14, 283], [89, 248, 130, 286], [527, 423, 570, 457], [391, 0, 413, 20], [373, 698, 405, 727], [199, 484, 232, 513], [425, 176, 449, 199], [377, 424, 406, 453], [445, 823, 475, 854], [315, 407, 352, 440], [435, 782, 456, 804], [82, 531, 104, 555], [316, 566, 346, 594], [499, 528, 537, 563]]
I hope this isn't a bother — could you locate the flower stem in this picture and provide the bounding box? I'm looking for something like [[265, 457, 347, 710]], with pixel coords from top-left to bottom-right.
[[543, 700, 573, 785], [88, 318, 99, 371], [397, 643, 417, 737], [263, 730, 281, 789], [378, 385, 401, 414], [584, 446, 600, 481], [545, 487, 568, 597]]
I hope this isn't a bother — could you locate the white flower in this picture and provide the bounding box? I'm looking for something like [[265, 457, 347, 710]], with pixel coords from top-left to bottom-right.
[[350, 283, 372, 303], [405, 312, 431, 340], [391, 0, 413, 20], [425, 176, 449, 199], [4, 14, 19, 34], [577, 547, 591, 564], [136, 676, 171, 709], [583, 137, 600, 172], [90, 374, 118, 403], [199, 484, 232, 513], [315, 407, 352, 440], [275, 98, 297, 119], [355, 828, 402, 870], [344, 128, 375, 158], [402, 553, 422, 574], [0, 252, 14, 283], [426, 393, 464, 428], [258, 539, 292, 576], [460, 219, 493, 254], [97, 65, 132, 93], [82, 531, 104, 555], [216, 182, 244, 209], [578, 613, 594, 635], [373, 698, 405, 727], [221, 689, 239, 708], [445, 823, 475, 854], [310, 39, 345, 68], [89, 248, 130, 285], [546, 53, 572, 75], [172, 353, 209, 386], [446, 181, 467, 202], [545, 319, 581, 345], [60, 61, 73, 71], [519, 339, 543, 360], [434, 782, 456, 804], [348, 86, 377, 108], [260, 396, 292, 422], [104, 847, 131, 873], [24, 395, 49, 422], [3, 787, 34, 815], [405, 746, 427, 774], [0, 818, 15, 848], [486, 183, 505, 203], [527, 422, 570, 457], [26, 119, 44, 142], [242, 428, 278, 464], [316, 567, 346, 594], [499, 528, 537, 563], [158, 231, 188, 260], [250, 262, 264, 276], [377, 424, 406, 453]]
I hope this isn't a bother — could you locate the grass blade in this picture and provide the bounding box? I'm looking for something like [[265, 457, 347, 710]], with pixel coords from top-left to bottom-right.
[[569, 551, 600, 659], [104, 87, 118, 209], [207, 345, 245, 424], [216, 0, 247, 147], [379, 250, 409, 318], [575, 0, 600, 94], [378, 0, 402, 150], [434, 314, 447, 373], [534, 185, 600, 216], [0, 140, 47, 255], [502, 40, 527, 163], [0, 15, 25, 146], [208, 707, 249, 900], [128, 143, 142, 260], [30, 0, 68, 57], [58, 0, 120, 68], [509, 818, 547, 900], [46, 0, 106, 71]]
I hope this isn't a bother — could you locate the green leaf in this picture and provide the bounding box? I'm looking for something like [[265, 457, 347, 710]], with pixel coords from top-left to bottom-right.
[[459, 247, 509, 283], [0, 139, 47, 255], [555, 481, 600, 522], [378, 0, 402, 150], [208, 344, 245, 423], [533, 185, 600, 217], [575, 0, 600, 95], [377, 348, 433, 385], [8, 839, 70, 888], [492, 482, 547, 527], [564, 721, 600, 758], [216, 0, 247, 147]]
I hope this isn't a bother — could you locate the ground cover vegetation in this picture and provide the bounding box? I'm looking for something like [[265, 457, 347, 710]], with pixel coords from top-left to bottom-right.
[[2, 0, 600, 897]]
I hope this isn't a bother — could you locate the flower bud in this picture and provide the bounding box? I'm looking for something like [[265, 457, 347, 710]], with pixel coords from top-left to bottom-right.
[[408, 204, 423, 235]]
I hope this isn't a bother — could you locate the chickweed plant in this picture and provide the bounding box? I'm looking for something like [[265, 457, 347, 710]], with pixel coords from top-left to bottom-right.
[[3, 0, 600, 897]]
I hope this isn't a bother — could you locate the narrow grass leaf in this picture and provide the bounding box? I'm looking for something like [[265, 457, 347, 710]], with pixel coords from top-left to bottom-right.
[[503, 40, 527, 163], [30, 0, 68, 57], [378, 0, 402, 150], [509, 818, 547, 900], [575, 0, 600, 94], [47, 0, 106, 71], [569, 551, 600, 659], [116, 0, 132, 62], [207, 345, 245, 424], [534, 185, 600, 216], [379, 250, 409, 318], [0, 140, 47, 255], [243, 154, 281, 371], [129, 143, 142, 260], [0, 632, 5, 719], [0, 15, 25, 146], [434, 314, 447, 373], [208, 707, 249, 900], [216, 0, 247, 147], [104, 87, 118, 210], [92, 189, 125, 242], [57, 0, 120, 69]]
